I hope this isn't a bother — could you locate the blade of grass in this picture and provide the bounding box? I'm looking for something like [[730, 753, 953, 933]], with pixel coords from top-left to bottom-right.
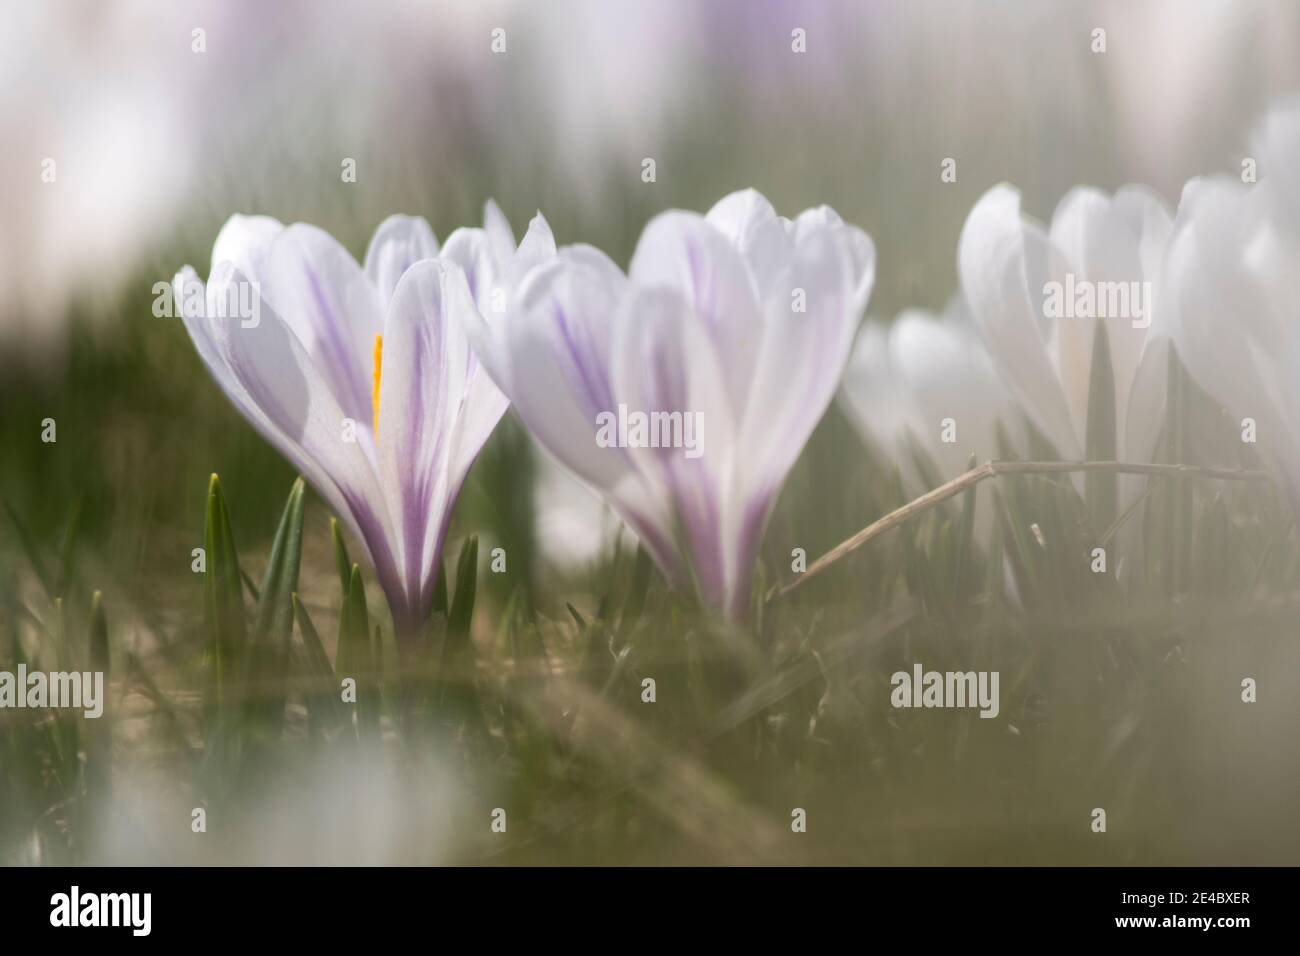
[[84, 591, 111, 805], [292, 593, 346, 740], [2, 499, 55, 601], [201, 474, 246, 793], [247, 477, 306, 736], [340, 564, 377, 740], [329, 517, 352, 600], [56, 496, 84, 598], [202, 474, 245, 714]]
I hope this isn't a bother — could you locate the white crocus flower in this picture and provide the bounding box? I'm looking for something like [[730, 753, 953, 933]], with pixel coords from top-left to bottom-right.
[[461, 188, 875, 620], [176, 204, 551, 640], [1162, 102, 1300, 508], [957, 182, 1174, 475]]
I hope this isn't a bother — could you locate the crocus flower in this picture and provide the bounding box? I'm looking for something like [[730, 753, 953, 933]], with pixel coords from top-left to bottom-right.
[[176, 205, 550, 639], [461, 188, 875, 619], [1162, 102, 1300, 507], [838, 297, 1025, 540], [958, 182, 1173, 469]]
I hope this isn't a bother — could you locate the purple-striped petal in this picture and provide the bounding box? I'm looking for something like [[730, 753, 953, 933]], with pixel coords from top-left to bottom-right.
[[179, 263, 403, 613], [261, 223, 385, 433], [364, 214, 439, 311], [375, 258, 490, 630]]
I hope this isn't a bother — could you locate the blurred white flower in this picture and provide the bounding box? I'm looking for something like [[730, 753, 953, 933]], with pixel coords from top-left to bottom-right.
[[6, 0, 1300, 364], [92, 748, 459, 864], [958, 182, 1173, 473], [1251, 96, 1300, 225], [1101, 0, 1300, 197], [839, 298, 1025, 538], [1163, 102, 1300, 506], [462, 188, 875, 619], [533, 452, 628, 574]]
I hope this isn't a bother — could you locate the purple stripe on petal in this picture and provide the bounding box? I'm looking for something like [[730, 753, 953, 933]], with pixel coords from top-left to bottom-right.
[[341, 486, 409, 630], [554, 301, 613, 418], [725, 487, 778, 621], [676, 476, 726, 609], [305, 264, 372, 424]]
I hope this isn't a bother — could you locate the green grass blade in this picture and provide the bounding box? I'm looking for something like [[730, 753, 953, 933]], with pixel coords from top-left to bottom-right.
[[565, 601, 588, 630], [330, 517, 352, 600], [617, 544, 653, 640], [201, 488, 247, 806], [56, 496, 84, 599], [1, 498, 56, 601], [448, 534, 479, 643], [341, 564, 377, 739], [431, 562, 449, 616], [292, 593, 345, 740], [247, 477, 306, 734], [202, 474, 245, 754], [293, 593, 334, 680], [253, 478, 306, 639], [240, 568, 261, 603], [84, 590, 111, 805], [438, 535, 480, 724]]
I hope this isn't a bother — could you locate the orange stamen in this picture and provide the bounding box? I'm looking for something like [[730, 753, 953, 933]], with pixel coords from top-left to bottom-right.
[[372, 333, 384, 435]]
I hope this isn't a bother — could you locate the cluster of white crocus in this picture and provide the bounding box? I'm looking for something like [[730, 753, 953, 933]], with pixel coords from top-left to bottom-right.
[[842, 101, 1300, 536], [838, 182, 1175, 542], [182, 102, 1300, 632], [181, 189, 874, 628], [956, 183, 1172, 470]]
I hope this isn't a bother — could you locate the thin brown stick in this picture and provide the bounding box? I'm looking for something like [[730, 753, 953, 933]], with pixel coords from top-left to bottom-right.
[[768, 460, 1271, 601]]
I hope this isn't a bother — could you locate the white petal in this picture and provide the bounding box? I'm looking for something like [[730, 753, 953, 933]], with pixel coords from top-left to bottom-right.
[[502, 251, 633, 494], [440, 227, 500, 319], [1124, 335, 1168, 465], [611, 284, 738, 604], [1049, 185, 1172, 455], [894, 306, 1023, 540], [514, 212, 557, 266], [1251, 98, 1300, 225], [1113, 185, 1174, 286], [707, 189, 797, 301], [184, 263, 400, 598], [363, 214, 439, 311], [705, 188, 778, 245], [377, 258, 491, 620], [210, 214, 284, 283], [839, 319, 903, 461], [500, 212, 559, 309], [483, 199, 517, 268], [628, 211, 764, 411], [891, 310, 1009, 473], [743, 222, 865, 496], [1164, 177, 1299, 486], [261, 223, 385, 430], [958, 184, 1082, 458]]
